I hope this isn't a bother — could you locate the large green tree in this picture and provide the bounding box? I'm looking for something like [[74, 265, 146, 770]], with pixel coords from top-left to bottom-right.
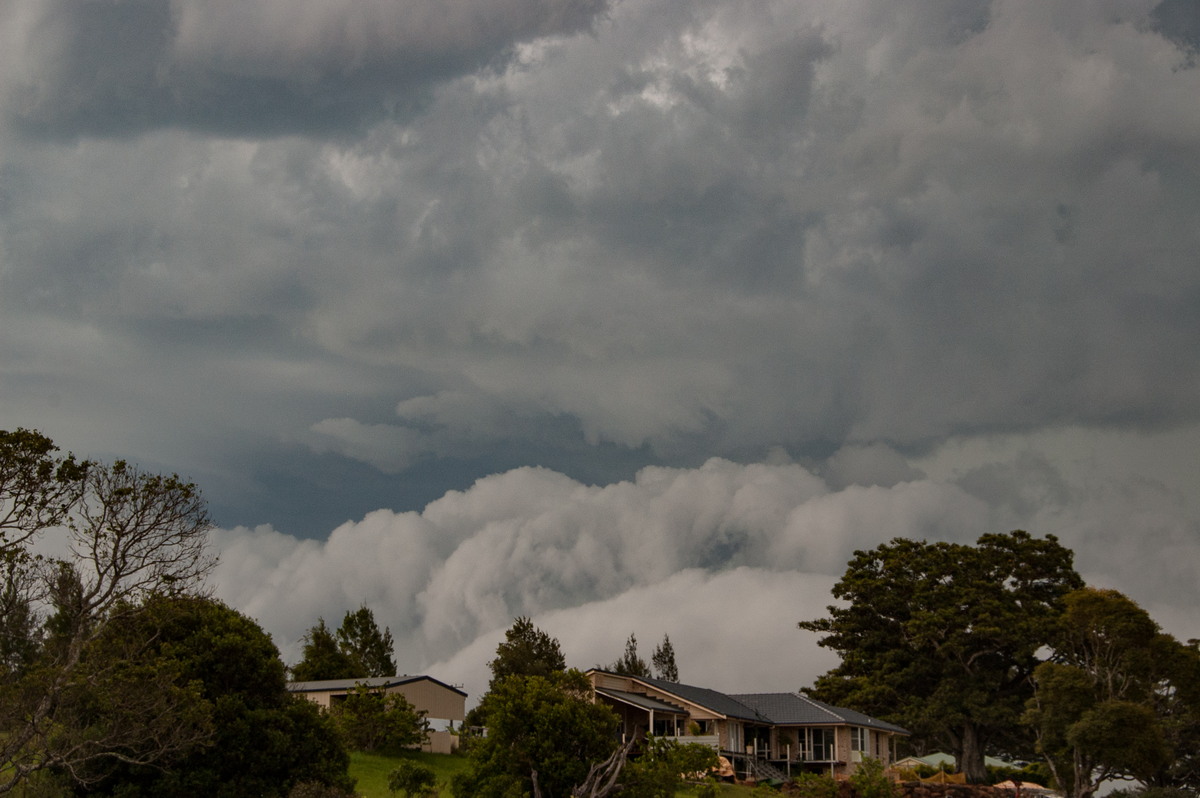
[[1024, 588, 1197, 798], [453, 670, 620, 798], [799, 530, 1083, 783], [75, 595, 353, 797], [0, 430, 216, 794]]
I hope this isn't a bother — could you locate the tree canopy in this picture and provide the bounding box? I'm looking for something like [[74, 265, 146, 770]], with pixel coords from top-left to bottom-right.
[[799, 530, 1083, 783], [292, 618, 358, 682], [292, 606, 396, 681], [337, 605, 396, 677], [651, 634, 679, 682], [488, 616, 567, 690], [71, 595, 353, 797], [453, 669, 619, 798], [332, 683, 428, 753], [0, 429, 217, 794], [609, 632, 651, 678], [1025, 588, 1198, 798]]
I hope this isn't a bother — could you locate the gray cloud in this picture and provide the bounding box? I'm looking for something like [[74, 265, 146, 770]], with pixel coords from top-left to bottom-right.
[[3, 0, 1200, 677], [209, 447, 1200, 702], [2, 0, 610, 137]]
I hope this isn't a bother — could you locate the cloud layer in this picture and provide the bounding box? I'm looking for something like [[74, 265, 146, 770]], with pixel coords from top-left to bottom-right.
[[3, 0, 1199, 696], [210, 440, 1200, 702]]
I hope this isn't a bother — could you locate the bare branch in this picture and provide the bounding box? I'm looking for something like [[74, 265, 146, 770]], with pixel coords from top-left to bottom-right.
[[571, 737, 636, 798], [0, 448, 215, 795]]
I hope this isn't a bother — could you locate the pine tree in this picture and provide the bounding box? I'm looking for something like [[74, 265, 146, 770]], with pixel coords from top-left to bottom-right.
[[651, 634, 679, 682], [489, 616, 566, 689], [291, 618, 356, 681], [610, 633, 651, 677], [336, 606, 396, 677]]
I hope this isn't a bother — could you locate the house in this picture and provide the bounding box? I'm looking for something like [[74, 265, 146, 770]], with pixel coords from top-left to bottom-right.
[[288, 675, 467, 754], [586, 670, 908, 778], [733, 692, 908, 774]]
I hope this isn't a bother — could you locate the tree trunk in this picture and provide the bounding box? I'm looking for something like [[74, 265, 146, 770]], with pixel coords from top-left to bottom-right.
[[959, 724, 989, 784], [571, 737, 635, 798]]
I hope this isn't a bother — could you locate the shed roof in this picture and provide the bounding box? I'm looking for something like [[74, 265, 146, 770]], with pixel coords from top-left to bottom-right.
[[287, 674, 467, 697]]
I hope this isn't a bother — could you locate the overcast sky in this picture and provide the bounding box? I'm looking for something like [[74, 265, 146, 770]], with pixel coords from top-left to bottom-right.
[[4, 0, 1200, 702]]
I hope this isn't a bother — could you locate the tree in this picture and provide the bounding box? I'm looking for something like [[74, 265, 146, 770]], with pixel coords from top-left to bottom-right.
[[799, 531, 1083, 783], [292, 618, 358, 681], [618, 736, 718, 798], [1150, 640, 1200, 791], [452, 670, 620, 798], [488, 616, 566, 689], [332, 684, 428, 753], [652, 634, 679, 682], [73, 594, 353, 797], [466, 616, 568, 731], [610, 633, 651, 678], [389, 760, 438, 798], [0, 432, 217, 795], [0, 429, 87, 552], [293, 607, 396, 680], [0, 555, 41, 678], [336, 605, 396, 677], [849, 756, 897, 798], [1024, 589, 1191, 798]]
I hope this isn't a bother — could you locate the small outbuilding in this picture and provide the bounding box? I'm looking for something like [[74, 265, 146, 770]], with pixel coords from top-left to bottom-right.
[[288, 675, 467, 754]]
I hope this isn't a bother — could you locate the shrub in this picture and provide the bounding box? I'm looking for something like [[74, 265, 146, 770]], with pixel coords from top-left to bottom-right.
[[288, 782, 357, 798], [849, 757, 896, 798], [792, 771, 840, 798], [388, 760, 438, 798]]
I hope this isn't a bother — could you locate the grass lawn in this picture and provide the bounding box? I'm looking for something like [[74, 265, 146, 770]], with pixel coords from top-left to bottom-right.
[[349, 750, 471, 798], [348, 750, 760, 797]]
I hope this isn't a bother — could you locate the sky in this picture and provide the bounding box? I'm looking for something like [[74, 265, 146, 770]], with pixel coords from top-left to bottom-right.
[[3, 0, 1200, 703]]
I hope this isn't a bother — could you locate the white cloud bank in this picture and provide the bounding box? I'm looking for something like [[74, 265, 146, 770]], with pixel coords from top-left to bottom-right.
[[210, 433, 1200, 704]]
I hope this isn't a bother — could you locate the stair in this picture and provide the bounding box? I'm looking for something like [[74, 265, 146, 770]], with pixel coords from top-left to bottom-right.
[[747, 757, 791, 784]]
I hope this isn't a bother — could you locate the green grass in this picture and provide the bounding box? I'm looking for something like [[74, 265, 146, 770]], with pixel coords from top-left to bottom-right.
[[348, 751, 760, 798], [348, 750, 471, 798]]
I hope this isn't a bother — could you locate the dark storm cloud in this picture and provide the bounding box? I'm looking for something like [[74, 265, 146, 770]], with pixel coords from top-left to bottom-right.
[[7, 0, 1200, 697], [1152, 0, 1200, 51], [3, 0, 611, 138]]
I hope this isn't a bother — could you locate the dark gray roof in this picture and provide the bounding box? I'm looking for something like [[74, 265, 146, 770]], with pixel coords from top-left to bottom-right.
[[732, 692, 908, 735], [596, 672, 768, 723], [596, 687, 689, 715], [287, 674, 467, 697]]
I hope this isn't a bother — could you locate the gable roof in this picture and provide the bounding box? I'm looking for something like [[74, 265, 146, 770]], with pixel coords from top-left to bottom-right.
[[287, 674, 467, 697], [590, 671, 768, 723], [897, 752, 1015, 770], [732, 692, 909, 735], [595, 687, 689, 715]]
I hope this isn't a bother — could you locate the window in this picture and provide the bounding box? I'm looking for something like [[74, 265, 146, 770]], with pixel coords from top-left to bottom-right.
[[809, 728, 835, 761], [851, 727, 872, 755]]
